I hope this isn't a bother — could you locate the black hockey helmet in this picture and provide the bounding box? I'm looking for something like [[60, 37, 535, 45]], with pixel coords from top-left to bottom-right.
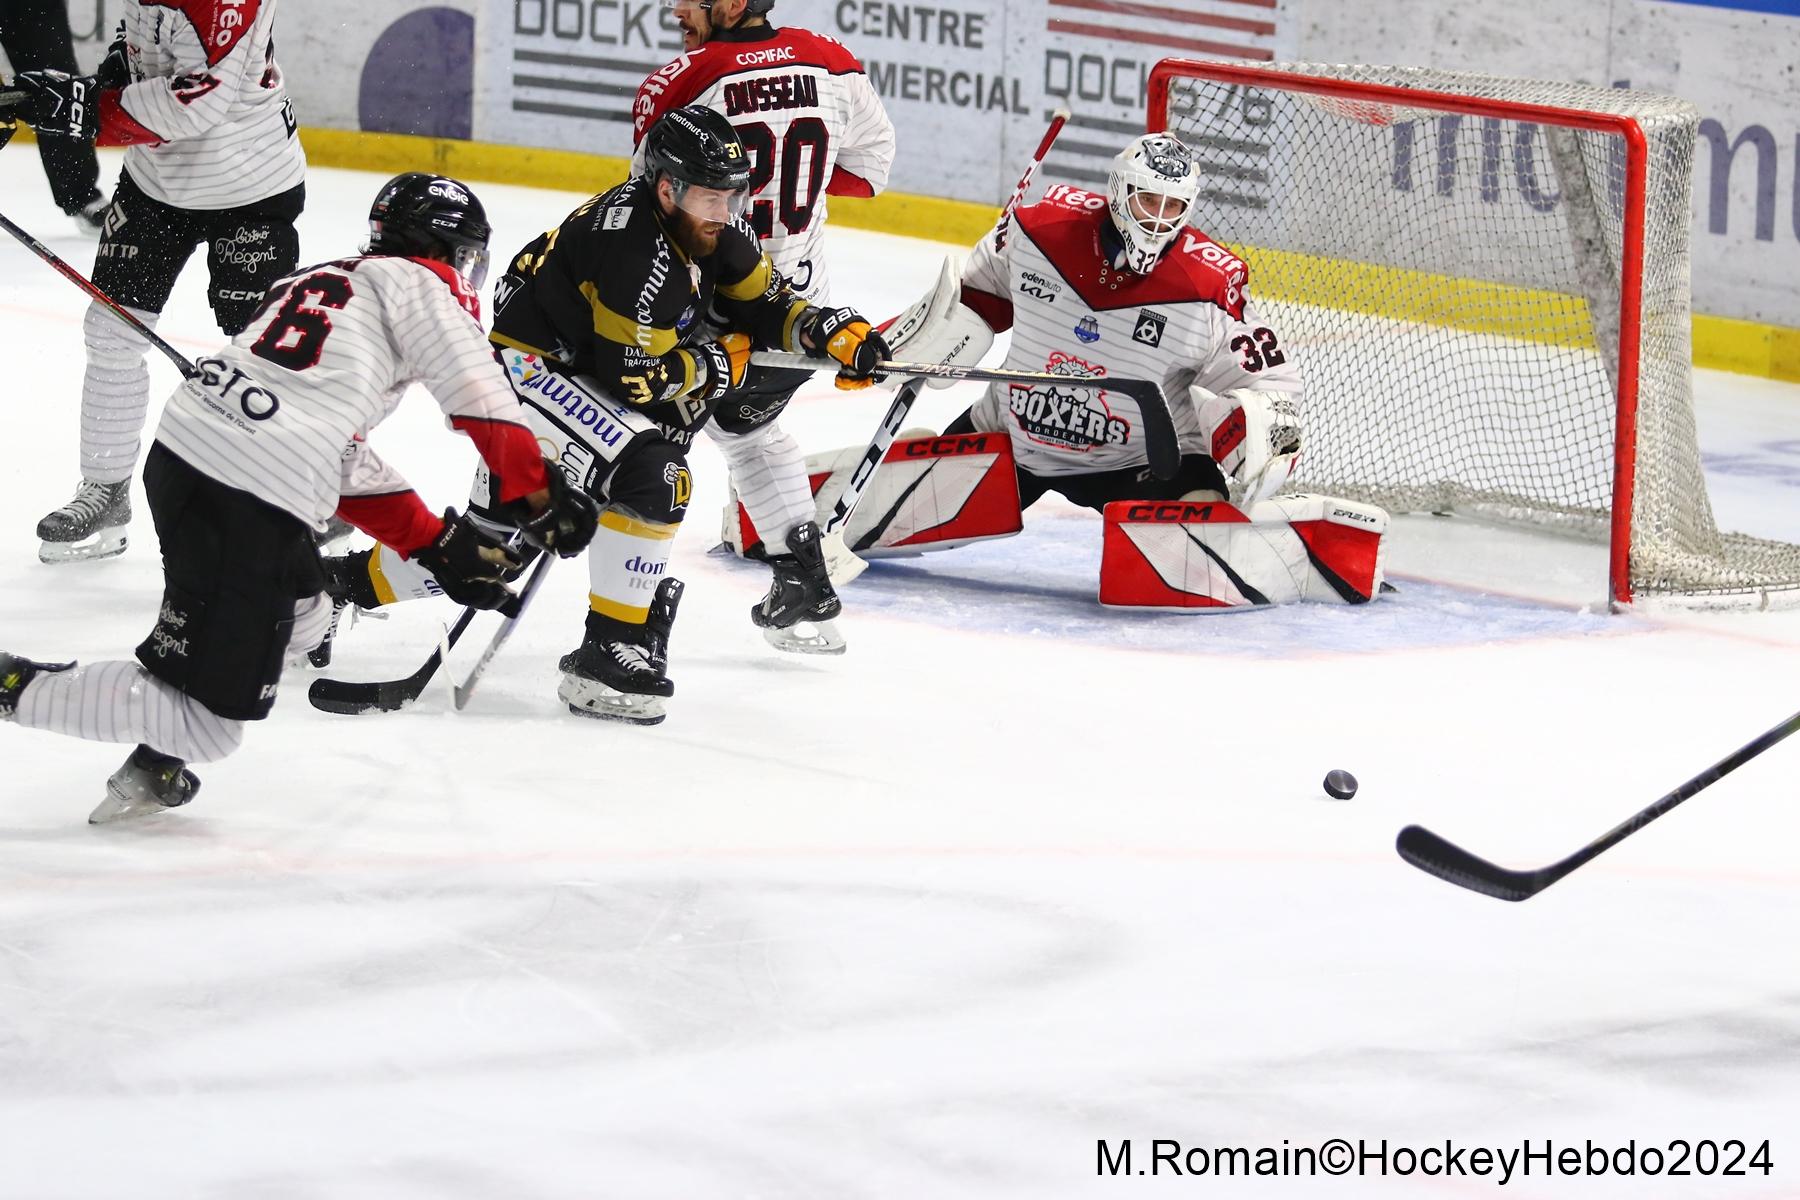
[[641, 105, 752, 203], [367, 172, 493, 287]]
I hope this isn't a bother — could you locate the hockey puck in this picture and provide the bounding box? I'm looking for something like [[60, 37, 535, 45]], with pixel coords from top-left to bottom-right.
[[1323, 769, 1358, 800]]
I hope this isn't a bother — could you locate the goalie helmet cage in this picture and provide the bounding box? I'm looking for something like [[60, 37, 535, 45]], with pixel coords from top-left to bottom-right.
[[1147, 59, 1800, 611]]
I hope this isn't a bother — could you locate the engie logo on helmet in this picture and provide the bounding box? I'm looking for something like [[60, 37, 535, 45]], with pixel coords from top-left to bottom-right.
[[429, 180, 470, 204]]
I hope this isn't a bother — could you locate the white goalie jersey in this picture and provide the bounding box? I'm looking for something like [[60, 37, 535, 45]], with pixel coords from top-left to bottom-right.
[[632, 27, 895, 301], [959, 183, 1304, 479]]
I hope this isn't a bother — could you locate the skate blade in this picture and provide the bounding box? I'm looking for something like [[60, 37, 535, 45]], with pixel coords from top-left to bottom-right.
[[557, 675, 669, 725], [88, 787, 179, 825], [762, 618, 847, 656], [39, 529, 128, 564]]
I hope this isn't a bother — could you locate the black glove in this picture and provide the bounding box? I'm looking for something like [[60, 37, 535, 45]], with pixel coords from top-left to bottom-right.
[[411, 509, 524, 611], [798, 306, 889, 390], [13, 71, 100, 141], [518, 460, 600, 559], [95, 23, 131, 91]]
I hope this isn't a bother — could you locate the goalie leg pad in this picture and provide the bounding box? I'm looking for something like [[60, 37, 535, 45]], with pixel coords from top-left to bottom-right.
[[1099, 494, 1388, 609], [724, 430, 1024, 563]]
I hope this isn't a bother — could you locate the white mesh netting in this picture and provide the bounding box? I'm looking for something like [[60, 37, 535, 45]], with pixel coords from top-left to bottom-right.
[[1153, 61, 1800, 609]]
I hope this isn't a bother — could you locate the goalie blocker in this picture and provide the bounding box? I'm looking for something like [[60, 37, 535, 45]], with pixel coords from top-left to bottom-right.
[[1100, 494, 1389, 609], [725, 430, 1023, 560]]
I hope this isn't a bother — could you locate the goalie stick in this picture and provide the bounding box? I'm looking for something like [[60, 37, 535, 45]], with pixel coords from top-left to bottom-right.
[[801, 110, 1071, 582], [0, 208, 200, 379], [1396, 707, 1800, 901], [751, 351, 1183, 481]]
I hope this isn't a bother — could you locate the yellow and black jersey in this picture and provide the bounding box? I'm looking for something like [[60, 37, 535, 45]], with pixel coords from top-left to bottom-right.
[[488, 176, 807, 429]]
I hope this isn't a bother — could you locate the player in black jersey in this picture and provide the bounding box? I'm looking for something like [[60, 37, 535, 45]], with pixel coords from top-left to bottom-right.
[[326, 107, 888, 724]]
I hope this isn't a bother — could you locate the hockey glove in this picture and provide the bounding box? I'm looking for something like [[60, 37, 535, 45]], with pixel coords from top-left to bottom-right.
[[95, 23, 131, 91], [691, 332, 752, 404], [518, 460, 600, 559], [411, 509, 524, 611], [13, 71, 99, 142], [799, 306, 889, 390]]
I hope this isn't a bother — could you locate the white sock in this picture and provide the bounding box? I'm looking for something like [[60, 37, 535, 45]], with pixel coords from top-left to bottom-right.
[[17, 659, 245, 763], [711, 421, 815, 552], [79, 301, 160, 485]]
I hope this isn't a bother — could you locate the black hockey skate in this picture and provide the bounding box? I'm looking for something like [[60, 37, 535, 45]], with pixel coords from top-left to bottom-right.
[[557, 612, 675, 726], [37, 479, 131, 563], [90, 744, 200, 824], [644, 577, 684, 676], [0, 652, 75, 720], [750, 521, 845, 655]]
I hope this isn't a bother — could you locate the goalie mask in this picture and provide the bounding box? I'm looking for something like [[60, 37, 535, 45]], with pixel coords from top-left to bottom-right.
[[1106, 133, 1200, 275], [366, 173, 493, 288]]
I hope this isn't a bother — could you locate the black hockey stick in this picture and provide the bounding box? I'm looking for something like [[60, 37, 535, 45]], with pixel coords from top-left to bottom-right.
[[1397, 708, 1800, 901], [307, 607, 479, 715], [751, 351, 1182, 482], [452, 551, 553, 710], [0, 89, 26, 113], [0, 208, 201, 379]]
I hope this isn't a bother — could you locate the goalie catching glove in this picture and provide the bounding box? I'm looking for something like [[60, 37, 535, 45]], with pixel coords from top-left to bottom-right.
[[11, 70, 99, 142], [412, 509, 524, 611], [798, 306, 888, 389], [1193, 385, 1303, 504]]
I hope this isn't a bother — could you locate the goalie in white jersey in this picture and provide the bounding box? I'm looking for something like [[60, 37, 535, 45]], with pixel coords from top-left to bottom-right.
[[782, 132, 1391, 608], [633, 0, 897, 627], [10, 0, 309, 564], [0, 174, 597, 824]]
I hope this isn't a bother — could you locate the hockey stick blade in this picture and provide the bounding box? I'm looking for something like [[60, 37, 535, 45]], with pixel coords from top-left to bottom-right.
[[1397, 707, 1800, 902], [1394, 825, 1546, 902], [307, 607, 478, 715], [749, 351, 1183, 480]]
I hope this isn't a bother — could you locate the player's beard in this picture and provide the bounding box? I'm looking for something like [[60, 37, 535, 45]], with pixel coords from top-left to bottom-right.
[[668, 208, 724, 258]]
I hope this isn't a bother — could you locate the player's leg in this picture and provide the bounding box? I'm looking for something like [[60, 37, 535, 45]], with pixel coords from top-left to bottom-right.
[[1042, 453, 1230, 512], [708, 366, 847, 653], [38, 172, 202, 563], [556, 438, 688, 725], [202, 184, 305, 336], [943, 405, 1054, 510]]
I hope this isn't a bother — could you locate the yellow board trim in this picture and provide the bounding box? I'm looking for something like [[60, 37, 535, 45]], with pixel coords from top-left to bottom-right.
[[288, 125, 1800, 383], [599, 510, 678, 540], [590, 593, 651, 623]]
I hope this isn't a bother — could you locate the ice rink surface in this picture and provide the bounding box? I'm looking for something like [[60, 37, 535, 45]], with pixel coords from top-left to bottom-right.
[[3, 152, 1800, 1199]]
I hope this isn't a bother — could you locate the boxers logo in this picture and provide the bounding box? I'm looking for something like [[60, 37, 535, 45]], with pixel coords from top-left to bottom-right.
[[1007, 352, 1127, 453]]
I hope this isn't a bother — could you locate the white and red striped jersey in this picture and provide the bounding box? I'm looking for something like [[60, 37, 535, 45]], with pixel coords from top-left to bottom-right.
[[99, 0, 306, 210], [631, 24, 895, 301], [155, 256, 545, 549], [961, 184, 1304, 478]]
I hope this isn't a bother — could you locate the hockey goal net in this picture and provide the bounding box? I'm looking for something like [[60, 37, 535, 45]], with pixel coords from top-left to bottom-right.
[[1148, 60, 1800, 610]]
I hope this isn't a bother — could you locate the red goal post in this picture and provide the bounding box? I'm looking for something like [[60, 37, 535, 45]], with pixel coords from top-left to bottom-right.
[[1146, 59, 1800, 611]]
